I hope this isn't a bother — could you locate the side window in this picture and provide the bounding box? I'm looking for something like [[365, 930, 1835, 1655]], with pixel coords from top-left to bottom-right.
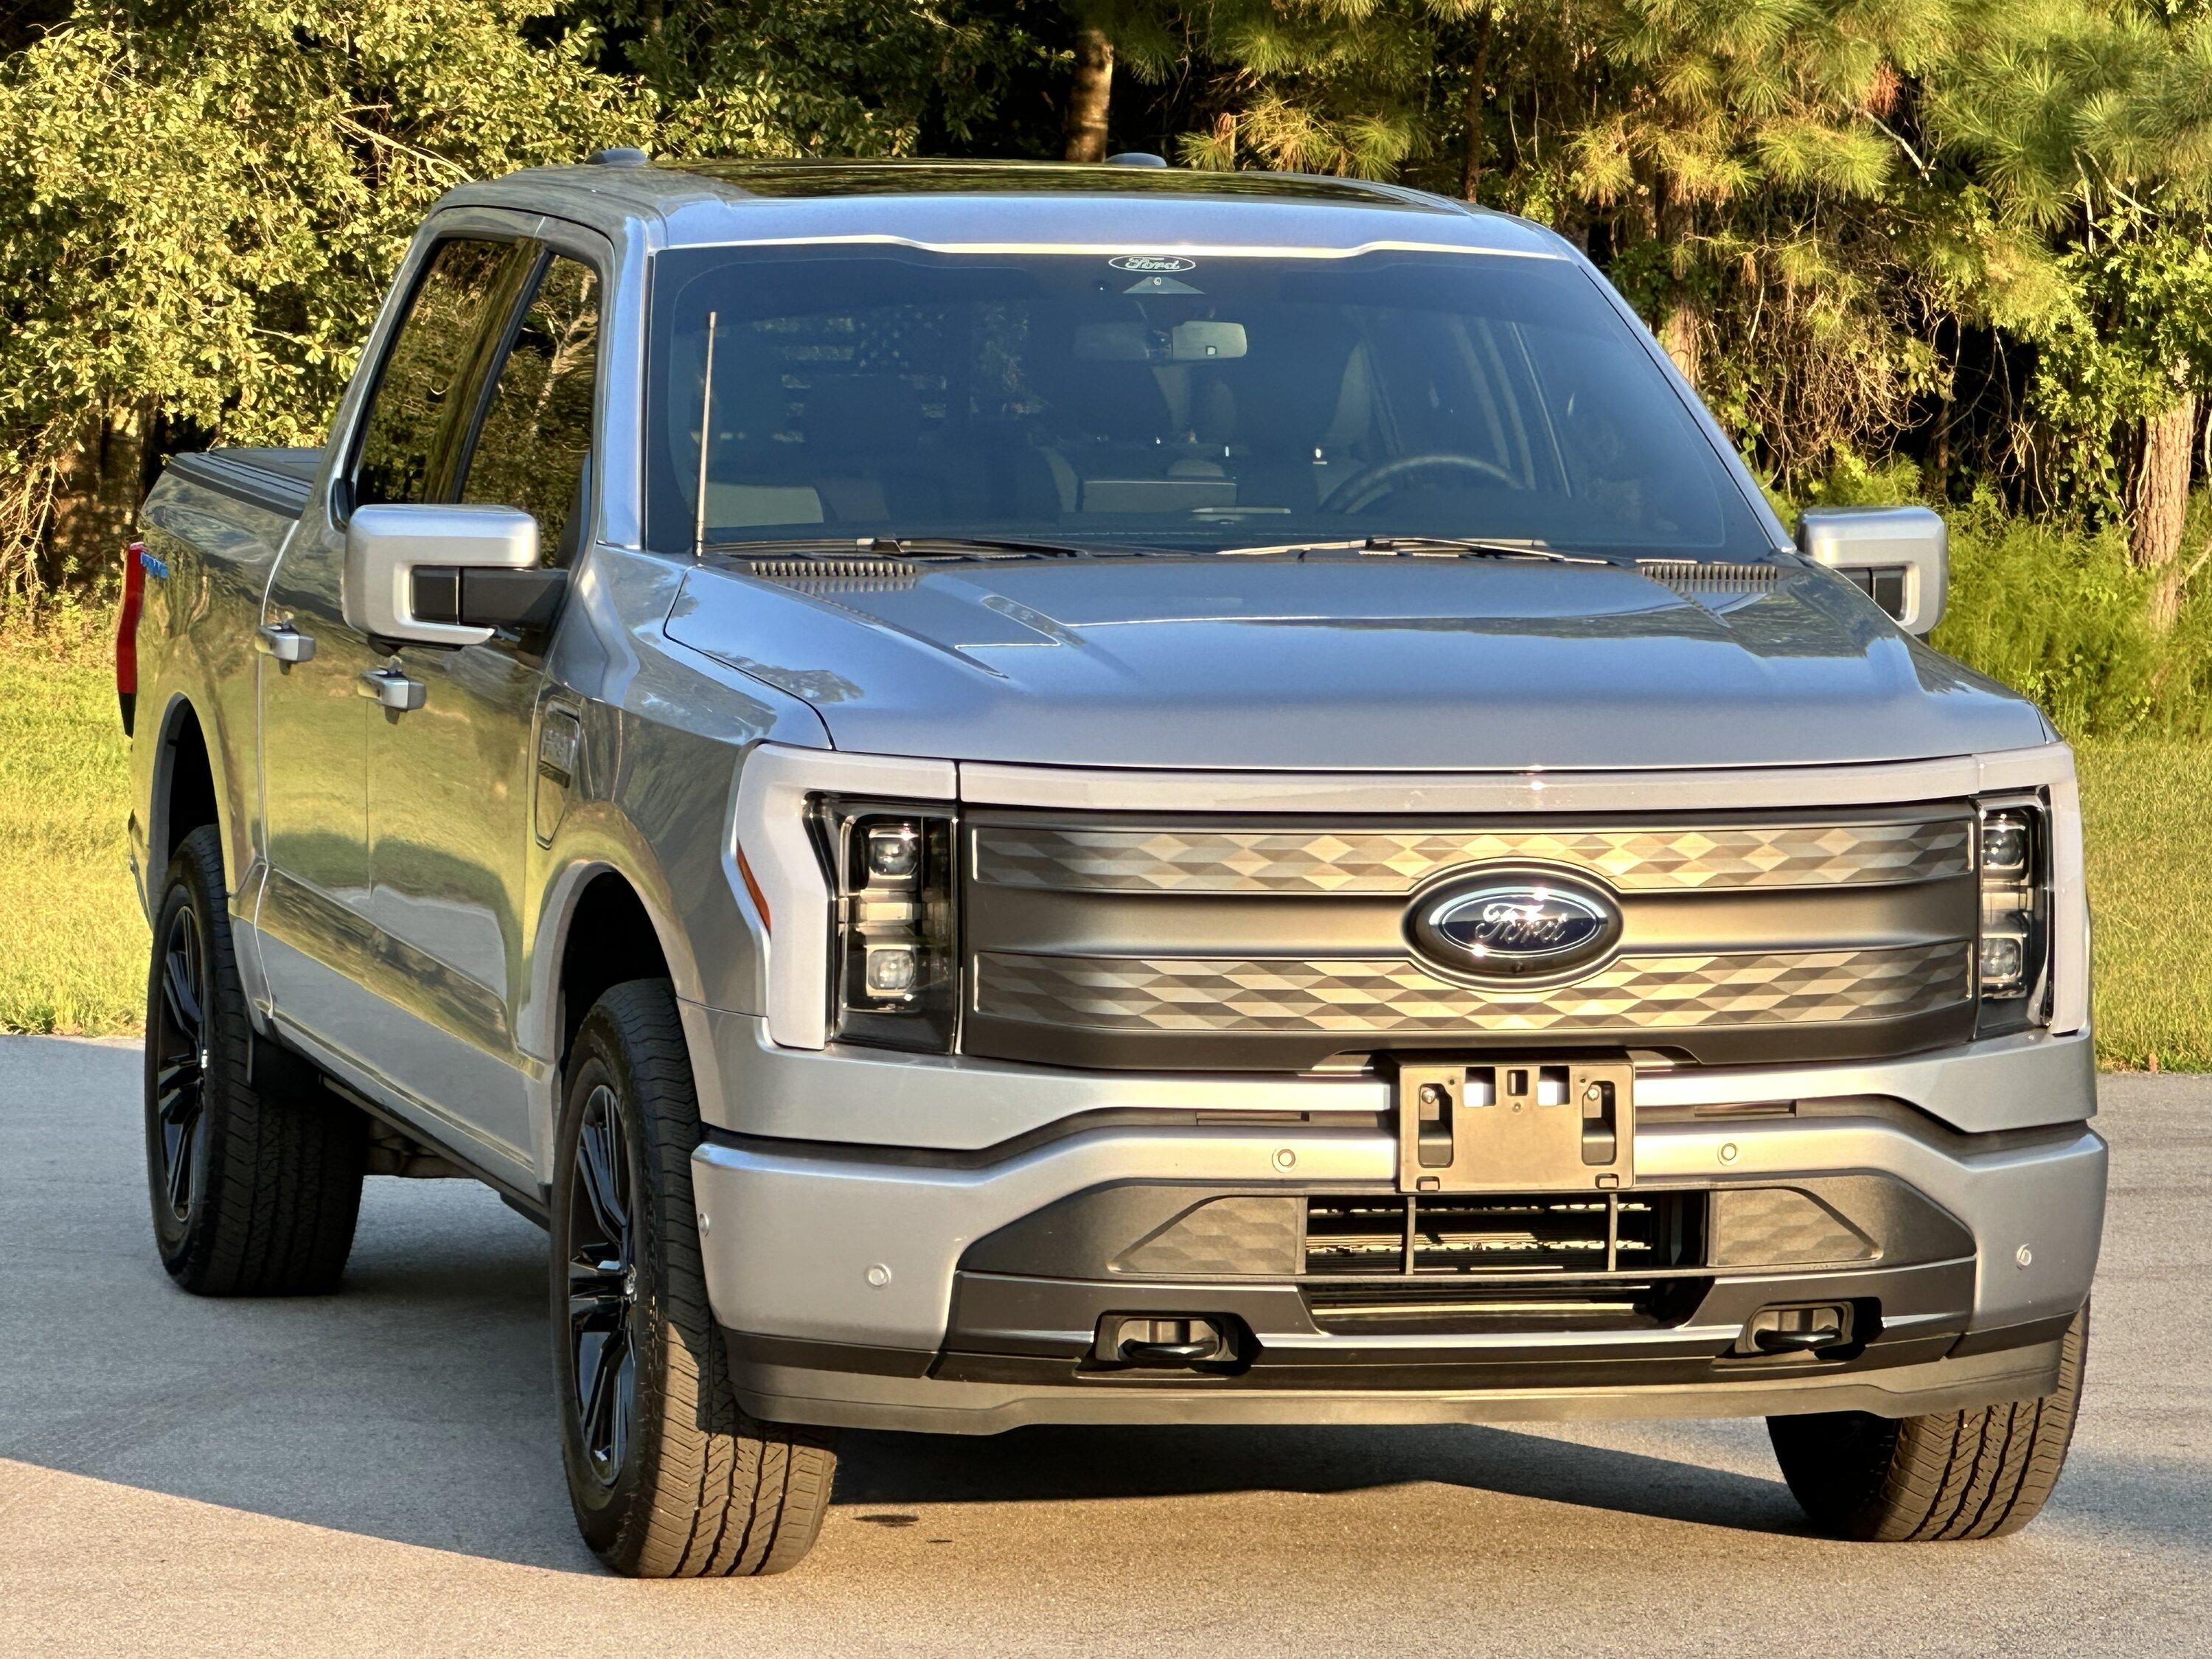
[[352, 238, 531, 509], [458, 255, 601, 564]]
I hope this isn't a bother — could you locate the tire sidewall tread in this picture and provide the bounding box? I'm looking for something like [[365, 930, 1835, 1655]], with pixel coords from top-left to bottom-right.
[[552, 978, 836, 1579]]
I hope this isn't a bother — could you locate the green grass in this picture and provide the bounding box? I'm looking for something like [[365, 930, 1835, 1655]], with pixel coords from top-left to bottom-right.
[[2076, 737, 2212, 1071], [1, 638, 2205, 1067], [0, 630, 145, 1034]]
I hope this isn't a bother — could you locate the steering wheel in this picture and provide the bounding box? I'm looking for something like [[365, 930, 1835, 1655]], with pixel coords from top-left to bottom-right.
[[1321, 452, 1520, 515]]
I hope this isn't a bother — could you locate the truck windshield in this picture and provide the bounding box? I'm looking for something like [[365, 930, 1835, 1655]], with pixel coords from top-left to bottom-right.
[[644, 244, 1775, 559]]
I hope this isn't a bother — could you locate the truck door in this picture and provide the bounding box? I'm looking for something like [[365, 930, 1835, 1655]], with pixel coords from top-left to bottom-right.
[[362, 243, 603, 1170], [257, 236, 528, 1068]]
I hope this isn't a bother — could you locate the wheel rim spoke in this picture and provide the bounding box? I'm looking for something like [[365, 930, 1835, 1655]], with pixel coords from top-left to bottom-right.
[[164, 1110, 198, 1211], [162, 942, 201, 1040], [568, 1263, 627, 1328], [155, 1059, 200, 1114], [565, 1082, 640, 1484], [150, 907, 209, 1223], [577, 1326, 634, 1467], [608, 1342, 636, 1472], [577, 1110, 628, 1250]]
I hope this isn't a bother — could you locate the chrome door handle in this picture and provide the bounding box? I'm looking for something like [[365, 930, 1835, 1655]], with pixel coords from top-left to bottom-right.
[[254, 622, 316, 664], [357, 667, 425, 712]]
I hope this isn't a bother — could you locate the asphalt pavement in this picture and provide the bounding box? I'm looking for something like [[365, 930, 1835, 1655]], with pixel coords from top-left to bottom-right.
[[1, 1034, 2205, 1656]]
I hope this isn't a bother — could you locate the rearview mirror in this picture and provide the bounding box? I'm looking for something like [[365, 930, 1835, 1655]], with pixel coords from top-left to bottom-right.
[[344, 504, 554, 647], [1796, 506, 1947, 637], [1071, 320, 1248, 363]]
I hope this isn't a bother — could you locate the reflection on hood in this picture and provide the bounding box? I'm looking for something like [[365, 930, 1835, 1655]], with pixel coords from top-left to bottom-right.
[[663, 554, 2049, 771]]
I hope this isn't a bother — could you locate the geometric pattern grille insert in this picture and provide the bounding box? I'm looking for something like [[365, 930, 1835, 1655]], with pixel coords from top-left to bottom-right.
[[974, 944, 1970, 1034], [973, 819, 1972, 894]]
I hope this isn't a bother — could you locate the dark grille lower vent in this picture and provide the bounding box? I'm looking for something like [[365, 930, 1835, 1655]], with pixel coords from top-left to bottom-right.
[[1301, 1190, 1710, 1332], [1303, 1191, 1706, 1278]]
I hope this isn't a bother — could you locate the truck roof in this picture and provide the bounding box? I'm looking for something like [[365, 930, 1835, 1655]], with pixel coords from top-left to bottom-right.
[[438, 156, 1570, 260]]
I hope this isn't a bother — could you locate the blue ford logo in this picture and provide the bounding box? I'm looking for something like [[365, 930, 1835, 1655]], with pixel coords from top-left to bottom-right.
[[1410, 872, 1621, 978]]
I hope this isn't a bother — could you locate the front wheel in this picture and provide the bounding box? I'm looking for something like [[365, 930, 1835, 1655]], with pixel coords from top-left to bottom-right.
[[1767, 1304, 2087, 1540], [552, 978, 838, 1577]]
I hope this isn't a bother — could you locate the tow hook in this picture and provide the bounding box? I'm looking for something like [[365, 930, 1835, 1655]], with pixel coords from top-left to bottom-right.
[[1093, 1315, 1239, 1371], [1738, 1302, 1857, 1357]]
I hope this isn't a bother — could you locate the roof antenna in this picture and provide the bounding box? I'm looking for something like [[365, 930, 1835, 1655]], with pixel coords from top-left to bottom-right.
[[692, 310, 717, 559]]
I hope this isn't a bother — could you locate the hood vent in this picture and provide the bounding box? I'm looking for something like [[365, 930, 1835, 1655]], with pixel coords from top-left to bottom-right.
[[737, 555, 920, 591], [1638, 559, 1783, 595]]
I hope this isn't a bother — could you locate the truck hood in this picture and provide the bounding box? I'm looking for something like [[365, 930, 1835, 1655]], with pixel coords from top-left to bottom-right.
[[662, 555, 2050, 771]]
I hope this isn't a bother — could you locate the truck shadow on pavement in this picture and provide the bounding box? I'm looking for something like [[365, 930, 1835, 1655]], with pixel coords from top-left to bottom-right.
[[835, 1420, 1809, 1536]]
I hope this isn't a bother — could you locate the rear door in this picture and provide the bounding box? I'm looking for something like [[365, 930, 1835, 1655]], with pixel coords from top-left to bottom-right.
[[257, 235, 526, 1057], [362, 237, 605, 1168]]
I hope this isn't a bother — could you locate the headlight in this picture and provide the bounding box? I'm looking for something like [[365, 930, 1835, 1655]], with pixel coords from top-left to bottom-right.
[[1975, 796, 2051, 1037], [818, 798, 958, 1052]]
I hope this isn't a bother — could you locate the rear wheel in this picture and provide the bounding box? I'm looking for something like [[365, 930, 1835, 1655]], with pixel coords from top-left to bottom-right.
[[145, 824, 368, 1294], [1767, 1305, 2087, 1540], [552, 978, 838, 1577]]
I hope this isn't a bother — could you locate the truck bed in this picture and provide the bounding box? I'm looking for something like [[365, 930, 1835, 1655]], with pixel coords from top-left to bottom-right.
[[163, 445, 321, 518]]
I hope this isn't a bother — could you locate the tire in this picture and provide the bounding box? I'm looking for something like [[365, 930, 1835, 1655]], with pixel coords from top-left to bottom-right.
[[1767, 1304, 2088, 1541], [552, 978, 838, 1578], [144, 824, 369, 1295]]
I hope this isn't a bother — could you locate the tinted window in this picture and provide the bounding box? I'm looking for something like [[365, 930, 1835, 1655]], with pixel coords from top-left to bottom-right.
[[353, 239, 531, 509], [644, 247, 1773, 557], [459, 256, 601, 563]]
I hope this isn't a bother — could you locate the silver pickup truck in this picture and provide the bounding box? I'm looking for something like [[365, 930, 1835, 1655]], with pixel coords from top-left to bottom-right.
[[122, 154, 2103, 1576]]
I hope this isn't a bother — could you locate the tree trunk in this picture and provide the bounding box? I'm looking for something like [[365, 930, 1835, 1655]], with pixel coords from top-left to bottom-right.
[[1654, 186, 1703, 388], [2132, 395, 2197, 632], [42, 402, 154, 593], [1062, 21, 1114, 162], [1458, 11, 1492, 203]]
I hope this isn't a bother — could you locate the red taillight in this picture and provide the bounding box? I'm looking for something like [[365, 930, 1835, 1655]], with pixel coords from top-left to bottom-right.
[[118, 540, 145, 734]]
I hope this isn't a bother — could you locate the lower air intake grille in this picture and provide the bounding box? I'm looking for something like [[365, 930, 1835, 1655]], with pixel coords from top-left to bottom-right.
[[1303, 1190, 1706, 1278], [1301, 1190, 1711, 1332]]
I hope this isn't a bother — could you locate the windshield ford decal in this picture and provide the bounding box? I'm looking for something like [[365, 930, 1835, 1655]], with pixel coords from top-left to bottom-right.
[[1409, 872, 1622, 978], [1108, 255, 1197, 274]]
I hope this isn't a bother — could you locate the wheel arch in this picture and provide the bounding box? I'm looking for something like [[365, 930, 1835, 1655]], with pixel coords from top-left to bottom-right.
[[534, 849, 708, 1074], [149, 694, 224, 888]]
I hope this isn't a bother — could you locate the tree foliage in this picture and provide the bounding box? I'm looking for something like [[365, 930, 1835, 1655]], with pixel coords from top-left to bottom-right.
[[5, 0, 2212, 631]]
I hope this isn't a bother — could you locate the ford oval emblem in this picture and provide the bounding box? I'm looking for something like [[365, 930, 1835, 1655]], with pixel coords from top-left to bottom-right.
[[1409, 871, 1622, 978], [1108, 254, 1197, 274]]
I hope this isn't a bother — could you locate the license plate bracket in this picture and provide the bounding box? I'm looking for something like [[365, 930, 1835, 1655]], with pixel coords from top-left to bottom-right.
[[1397, 1057, 1635, 1193]]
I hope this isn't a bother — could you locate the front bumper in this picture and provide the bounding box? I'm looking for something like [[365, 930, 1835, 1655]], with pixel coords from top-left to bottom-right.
[[689, 1018, 2104, 1434]]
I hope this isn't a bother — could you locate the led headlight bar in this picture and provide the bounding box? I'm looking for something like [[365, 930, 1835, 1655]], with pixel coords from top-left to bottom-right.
[[1975, 796, 2051, 1037], [819, 799, 958, 1052]]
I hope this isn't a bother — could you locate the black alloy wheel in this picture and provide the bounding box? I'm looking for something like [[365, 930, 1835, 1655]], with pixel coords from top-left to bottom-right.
[[552, 978, 838, 1576], [149, 901, 210, 1232], [566, 1082, 641, 1486], [142, 823, 368, 1295]]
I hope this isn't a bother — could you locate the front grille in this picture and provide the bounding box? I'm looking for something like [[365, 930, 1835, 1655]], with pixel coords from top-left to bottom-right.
[[1303, 1190, 1706, 1277], [975, 942, 1968, 1036], [973, 818, 1971, 895], [961, 804, 1980, 1071]]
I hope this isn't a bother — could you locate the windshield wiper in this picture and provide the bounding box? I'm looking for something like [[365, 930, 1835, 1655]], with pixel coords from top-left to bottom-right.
[[700, 533, 1189, 562], [1219, 535, 1612, 565]]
